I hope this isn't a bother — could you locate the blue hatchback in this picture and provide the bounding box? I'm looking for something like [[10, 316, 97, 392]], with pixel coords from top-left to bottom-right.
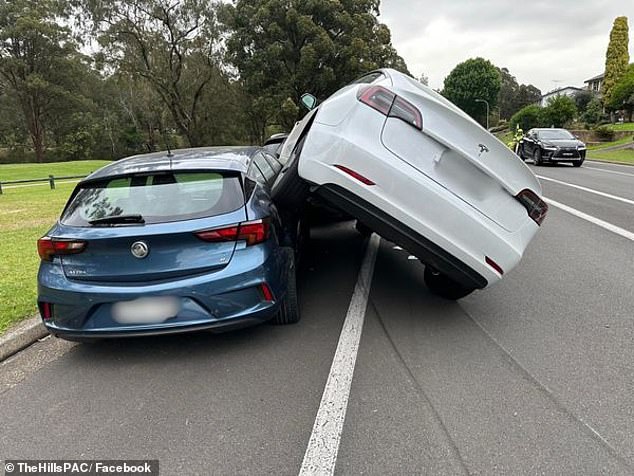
[[37, 147, 300, 341]]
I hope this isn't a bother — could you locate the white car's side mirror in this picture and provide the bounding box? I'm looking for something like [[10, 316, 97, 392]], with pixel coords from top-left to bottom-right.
[[300, 93, 317, 111]]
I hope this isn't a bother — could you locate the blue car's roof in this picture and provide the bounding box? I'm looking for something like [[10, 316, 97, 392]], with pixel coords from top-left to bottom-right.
[[84, 146, 259, 182]]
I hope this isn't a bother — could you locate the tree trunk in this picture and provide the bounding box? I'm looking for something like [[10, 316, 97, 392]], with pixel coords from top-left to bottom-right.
[[27, 115, 46, 163], [32, 132, 45, 163]]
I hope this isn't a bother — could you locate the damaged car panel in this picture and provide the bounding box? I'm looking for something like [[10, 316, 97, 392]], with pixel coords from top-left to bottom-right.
[[274, 68, 547, 299]]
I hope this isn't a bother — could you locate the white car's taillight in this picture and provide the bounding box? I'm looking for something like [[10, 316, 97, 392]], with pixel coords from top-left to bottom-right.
[[357, 85, 423, 130], [516, 189, 548, 226]]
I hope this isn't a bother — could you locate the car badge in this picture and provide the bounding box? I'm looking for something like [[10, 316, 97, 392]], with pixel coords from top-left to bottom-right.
[[478, 143, 489, 156], [131, 241, 149, 259]]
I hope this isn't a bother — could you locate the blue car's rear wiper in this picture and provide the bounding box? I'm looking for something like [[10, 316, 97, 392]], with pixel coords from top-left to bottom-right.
[[89, 214, 145, 226]]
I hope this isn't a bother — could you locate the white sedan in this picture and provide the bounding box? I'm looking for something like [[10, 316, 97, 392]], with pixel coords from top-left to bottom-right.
[[272, 69, 547, 299]]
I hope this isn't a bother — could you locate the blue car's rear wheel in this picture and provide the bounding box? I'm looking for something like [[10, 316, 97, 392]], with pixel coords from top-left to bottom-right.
[[272, 248, 300, 324]]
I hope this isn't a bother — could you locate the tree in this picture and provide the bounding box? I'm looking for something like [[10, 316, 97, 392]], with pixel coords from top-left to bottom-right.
[[496, 67, 521, 120], [573, 89, 594, 115], [516, 84, 542, 110], [497, 67, 542, 120], [608, 64, 634, 122], [419, 73, 429, 86], [541, 95, 577, 128], [87, 0, 237, 147], [602, 16, 629, 107], [581, 97, 604, 125], [0, 0, 87, 162], [442, 58, 501, 126], [221, 0, 409, 141], [509, 104, 543, 132]]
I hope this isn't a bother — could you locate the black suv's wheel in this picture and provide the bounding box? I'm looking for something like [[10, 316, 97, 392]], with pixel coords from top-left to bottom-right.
[[572, 160, 583, 167], [533, 148, 543, 166], [424, 266, 476, 300], [271, 248, 300, 325]]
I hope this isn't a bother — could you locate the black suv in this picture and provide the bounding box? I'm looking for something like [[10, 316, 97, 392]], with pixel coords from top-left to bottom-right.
[[520, 128, 586, 167]]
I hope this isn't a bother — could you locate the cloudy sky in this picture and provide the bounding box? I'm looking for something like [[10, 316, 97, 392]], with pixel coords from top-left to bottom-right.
[[380, 1, 634, 94]]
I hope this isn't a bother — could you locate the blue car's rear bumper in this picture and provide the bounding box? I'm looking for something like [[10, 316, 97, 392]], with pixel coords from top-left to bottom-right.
[[38, 244, 289, 339]]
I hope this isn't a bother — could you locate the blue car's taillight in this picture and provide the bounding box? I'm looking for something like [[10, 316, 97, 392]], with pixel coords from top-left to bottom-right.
[[37, 237, 87, 261], [195, 218, 270, 246]]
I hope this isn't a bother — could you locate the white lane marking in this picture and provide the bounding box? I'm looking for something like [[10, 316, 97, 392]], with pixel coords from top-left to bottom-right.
[[300, 234, 380, 476], [583, 166, 634, 178], [2, 179, 80, 190], [537, 175, 634, 206], [545, 197, 634, 242]]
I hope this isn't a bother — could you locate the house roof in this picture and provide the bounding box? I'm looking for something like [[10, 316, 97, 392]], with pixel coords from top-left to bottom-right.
[[584, 73, 604, 83], [540, 86, 584, 99], [585, 63, 634, 83]]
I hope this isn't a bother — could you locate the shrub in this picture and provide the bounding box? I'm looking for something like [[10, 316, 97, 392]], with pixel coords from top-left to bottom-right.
[[509, 104, 543, 131], [541, 95, 577, 128], [581, 97, 604, 125], [594, 125, 616, 141]]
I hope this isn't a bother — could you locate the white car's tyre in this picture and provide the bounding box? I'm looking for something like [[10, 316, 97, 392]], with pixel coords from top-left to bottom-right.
[[355, 220, 373, 237], [424, 266, 476, 300]]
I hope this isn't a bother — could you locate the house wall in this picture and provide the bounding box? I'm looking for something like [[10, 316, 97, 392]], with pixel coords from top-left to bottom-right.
[[586, 79, 603, 94], [540, 88, 581, 107]]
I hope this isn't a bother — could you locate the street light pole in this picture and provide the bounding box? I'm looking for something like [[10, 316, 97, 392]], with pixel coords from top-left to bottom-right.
[[475, 99, 490, 130]]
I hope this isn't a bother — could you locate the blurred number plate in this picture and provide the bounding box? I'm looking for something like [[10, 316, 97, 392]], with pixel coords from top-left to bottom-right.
[[562, 153, 574, 156], [112, 297, 180, 324]]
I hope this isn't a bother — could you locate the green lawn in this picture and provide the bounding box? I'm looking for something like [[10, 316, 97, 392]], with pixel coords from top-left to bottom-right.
[[588, 136, 633, 151], [588, 149, 634, 165], [0, 160, 110, 333], [0, 160, 111, 182], [607, 122, 634, 132]]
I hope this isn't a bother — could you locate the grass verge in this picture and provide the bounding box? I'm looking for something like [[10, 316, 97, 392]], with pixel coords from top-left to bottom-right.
[[0, 160, 111, 182], [0, 160, 110, 334], [607, 122, 634, 132], [588, 149, 634, 165], [0, 183, 76, 333], [588, 136, 633, 151]]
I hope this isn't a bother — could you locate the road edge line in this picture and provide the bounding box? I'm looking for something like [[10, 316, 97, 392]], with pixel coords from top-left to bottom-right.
[[299, 233, 380, 476], [0, 316, 48, 362]]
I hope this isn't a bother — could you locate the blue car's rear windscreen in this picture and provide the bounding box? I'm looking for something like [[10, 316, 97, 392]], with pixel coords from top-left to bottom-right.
[[61, 172, 244, 226]]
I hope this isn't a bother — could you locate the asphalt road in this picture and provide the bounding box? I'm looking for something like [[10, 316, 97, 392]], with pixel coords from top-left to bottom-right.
[[1, 159, 633, 475]]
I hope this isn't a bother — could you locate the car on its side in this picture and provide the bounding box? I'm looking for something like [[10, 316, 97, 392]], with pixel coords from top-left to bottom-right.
[[37, 146, 300, 341], [272, 68, 548, 300], [519, 128, 586, 166]]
